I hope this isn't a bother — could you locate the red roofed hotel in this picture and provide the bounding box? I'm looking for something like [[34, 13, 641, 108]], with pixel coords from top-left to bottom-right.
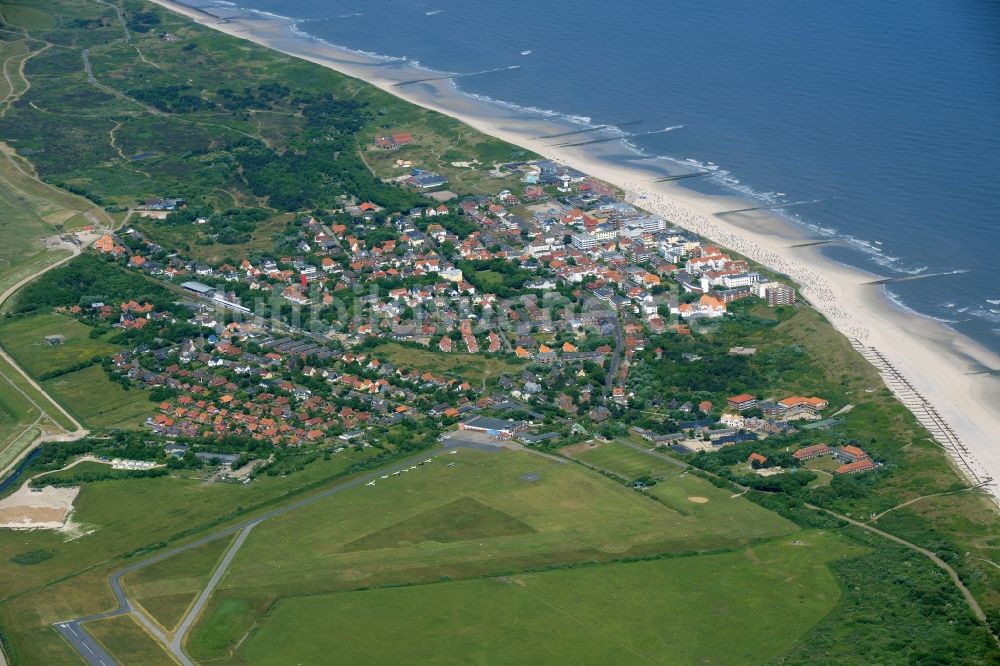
[[727, 394, 757, 411]]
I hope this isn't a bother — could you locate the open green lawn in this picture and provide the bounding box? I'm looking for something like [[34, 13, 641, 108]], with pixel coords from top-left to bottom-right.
[[566, 440, 681, 481], [85, 615, 173, 666], [0, 313, 122, 377], [124, 534, 234, 631], [371, 342, 524, 386], [0, 42, 109, 342], [187, 449, 797, 660], [803, 454, 839, 487], [0, 137, 106, 307], [43, 365, 151, 429], [568, 441, 794, 522], [238, 530, 863, 665]]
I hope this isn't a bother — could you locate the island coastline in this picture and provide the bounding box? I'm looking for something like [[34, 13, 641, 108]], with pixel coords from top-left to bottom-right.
[[146, 0, 1000, 501]]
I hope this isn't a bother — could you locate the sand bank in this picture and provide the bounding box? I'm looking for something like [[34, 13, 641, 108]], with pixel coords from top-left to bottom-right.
[[145, 1, 1000, 501]]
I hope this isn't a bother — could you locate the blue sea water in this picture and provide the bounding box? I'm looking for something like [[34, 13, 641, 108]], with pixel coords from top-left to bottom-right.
[[208, 0, 1000, 352]]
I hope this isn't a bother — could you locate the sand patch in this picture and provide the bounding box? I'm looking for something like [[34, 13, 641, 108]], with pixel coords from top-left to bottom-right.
[[687, 496, 709, 504], [559, 442, 598, 456], [0, 484, 79, 530]]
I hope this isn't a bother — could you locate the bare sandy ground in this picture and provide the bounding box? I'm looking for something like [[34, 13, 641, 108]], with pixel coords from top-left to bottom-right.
[[145, 1, 1000, 502], [0, 483, 78, 530]]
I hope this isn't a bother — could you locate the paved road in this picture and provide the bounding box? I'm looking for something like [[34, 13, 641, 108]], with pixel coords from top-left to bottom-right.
[[55, 443, 473, 664], [169, 525, 257, 664], [53, 621, 116, 666]]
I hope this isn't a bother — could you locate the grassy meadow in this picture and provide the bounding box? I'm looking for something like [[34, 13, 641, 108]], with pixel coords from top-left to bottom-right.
[[0, 313, 122, 377], [43, 365, 151, 429], [238, 530, 863, 666], [131, 213, 294, 266], [186, 448, 797, 660], [0, 313, 150, 429], [566, 439, 681, 480]]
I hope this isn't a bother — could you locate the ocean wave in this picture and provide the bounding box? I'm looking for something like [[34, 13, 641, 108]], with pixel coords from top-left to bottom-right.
[[883, 288, 959, 324], [242, 7, 299, 22], [967, 308, 1000, 323], [287, 24, 407, 62], [610, 135, 935, 279], [987, 299, 1000, 305], [458, 90, 596, 127]]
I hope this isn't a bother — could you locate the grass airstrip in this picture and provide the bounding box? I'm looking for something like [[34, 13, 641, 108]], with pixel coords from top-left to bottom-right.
[[149, 447, 852, 664], [240, 531, 861, 666]]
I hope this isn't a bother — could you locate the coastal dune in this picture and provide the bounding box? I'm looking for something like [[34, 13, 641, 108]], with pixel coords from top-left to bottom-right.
[[149, 0, 1000, 501]]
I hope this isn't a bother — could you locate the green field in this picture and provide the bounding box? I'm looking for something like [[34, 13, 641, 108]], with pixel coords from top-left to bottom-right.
[[186, 449, 797, 660], [239, 530, 863, 665], [124, 534, 234, 631], [0, 345, 72, 462], [0, 145, 100, 305], [371, 342, 524, 386], [0, 4, 58, 31], [0, 313, 122, 377], [566, 440, 682, 480], [44, 364, 151, 429], [0, 448, 379, 663], [85, 615, 173, 666], [568, 441, 793, 520], [0, 313, 151, 429], [0, 353, 46, 472]]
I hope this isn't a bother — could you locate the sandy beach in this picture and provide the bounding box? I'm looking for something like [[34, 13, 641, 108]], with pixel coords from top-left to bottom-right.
[[149, 0, 1000, 501]]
